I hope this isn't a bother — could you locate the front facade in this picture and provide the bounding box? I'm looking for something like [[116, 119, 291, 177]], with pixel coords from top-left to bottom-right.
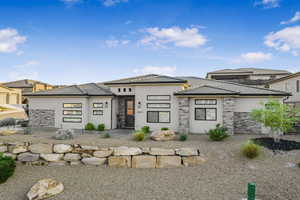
[[25, 74, 289, 134], [0, 85, 22, 104]]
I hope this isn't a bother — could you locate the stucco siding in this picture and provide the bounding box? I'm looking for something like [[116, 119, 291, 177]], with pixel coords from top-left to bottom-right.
[[88, 96, 113, 129]]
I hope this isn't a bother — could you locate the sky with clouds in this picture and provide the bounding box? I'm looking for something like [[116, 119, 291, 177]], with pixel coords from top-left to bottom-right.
[[0, 0, 300, 85]]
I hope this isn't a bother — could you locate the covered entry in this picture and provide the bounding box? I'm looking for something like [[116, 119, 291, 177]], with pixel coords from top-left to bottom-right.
[[117, 96, 135, 129]]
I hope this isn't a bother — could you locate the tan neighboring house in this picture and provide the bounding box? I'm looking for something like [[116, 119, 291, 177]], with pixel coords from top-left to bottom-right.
[[206, 68, 291, 87], [0, 84, 22, 104]]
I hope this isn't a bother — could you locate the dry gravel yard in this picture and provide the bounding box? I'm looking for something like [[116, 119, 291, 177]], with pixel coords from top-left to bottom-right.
[[0, 132, 300, 200]]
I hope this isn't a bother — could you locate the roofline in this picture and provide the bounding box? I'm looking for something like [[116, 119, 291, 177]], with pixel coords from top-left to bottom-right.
[[207, 72, 290, 75], [24, 94, 115, 97], [267, 72, 300, 84], [174, 93, 290, 97], [104, 80, 187, 85], [174, 93, 239, 96]]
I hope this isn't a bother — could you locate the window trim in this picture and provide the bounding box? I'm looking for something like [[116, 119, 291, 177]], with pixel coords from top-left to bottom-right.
[[63, 103, 82, 108], [195, 108, 217, 121], [147, 103, 171, 109], [147, 95, 171, 101], [63, 110, 82, 116], [93, 103, 103, 108], [147, 111, 171, 123], [63, 117, 82, 123], [93, 110, 103, 115], [195, 99, 217, 105]]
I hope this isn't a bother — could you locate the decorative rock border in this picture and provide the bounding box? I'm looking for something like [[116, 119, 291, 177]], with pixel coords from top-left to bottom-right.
[[0, 142, 206, 168]]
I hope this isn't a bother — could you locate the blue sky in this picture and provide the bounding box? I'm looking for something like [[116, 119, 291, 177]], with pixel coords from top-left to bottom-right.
[[0, 0, 300, 85]]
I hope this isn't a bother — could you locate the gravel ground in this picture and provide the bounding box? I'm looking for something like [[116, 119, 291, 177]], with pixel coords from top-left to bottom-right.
[[0, 134, 300, 200]]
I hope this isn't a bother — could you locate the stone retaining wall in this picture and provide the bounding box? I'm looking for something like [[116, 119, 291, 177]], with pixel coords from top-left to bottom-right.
[[0, 142, 206, 168]]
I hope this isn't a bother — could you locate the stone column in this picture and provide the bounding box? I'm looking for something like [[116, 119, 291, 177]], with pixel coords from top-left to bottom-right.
[[29, 109, 55, 127], [223, 98, 235, 135], [178, 97, 190, 134]]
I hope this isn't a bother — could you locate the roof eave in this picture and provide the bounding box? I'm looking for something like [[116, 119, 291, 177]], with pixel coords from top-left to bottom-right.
[[104, 81, 187, 85]]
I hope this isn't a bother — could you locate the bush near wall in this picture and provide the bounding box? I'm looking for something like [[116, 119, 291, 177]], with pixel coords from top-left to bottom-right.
[[0, 153, 16, 184]]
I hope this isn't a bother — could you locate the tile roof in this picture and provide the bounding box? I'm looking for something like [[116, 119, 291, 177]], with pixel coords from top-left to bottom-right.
[[267, 72, 300, 84], [207, 68, 291, 75], [175, 85, 239, 95], [2, 79, 52, 88]]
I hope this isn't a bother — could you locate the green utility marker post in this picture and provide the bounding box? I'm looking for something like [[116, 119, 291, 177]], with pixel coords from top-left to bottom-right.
[[247, 182, 256, 200]]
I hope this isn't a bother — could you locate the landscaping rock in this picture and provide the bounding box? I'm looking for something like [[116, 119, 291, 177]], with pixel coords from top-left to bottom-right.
[[141, 147, 150, 154], [80, 145, 99, 151], [150, 148, 175, 156], [29, 144, 53, 154], [40, 154, 64, 162], [151, 130, 176, 141], [0, 145, 8, 152], [81, 157, 106, 166], [108, 156, 131, 168], [27, 178, 64, 200], [81, 153, 93, 158], [48, 161, 67, 166], [113, 146, 142, 156], [0, 129, 18, 136], [156, 156, 182, 168], [93, 149, 113, 158], [18, 152, 39, 162], [12, 145, 28, 154], [53, 144, 73, 153], [132, 155, 156, 168], [175, 148, 198, 156], [64, 153, 81, 161], [52, 129, 74, 140], [3, 153, 17, 160], [70, 161, 81, 166], [182, 156, 206, 167]]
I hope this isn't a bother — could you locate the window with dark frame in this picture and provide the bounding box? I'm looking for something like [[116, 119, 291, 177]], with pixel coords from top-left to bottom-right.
[[147, 103, 171, 109], [147, 95, 171, 101], [63, 117, 82, 123], [93, 103, 103, 108], [118, 88, 121, 92], [195, 108, 217, 121], [297, 80, 299, 93], [195, 99, 217, 105], [63, 110, 82, 116], [147, 111, 170, 123], [129, 88, 132, 92], [63, 103, 82, 108], [93, 110, 103, 115], [123, 88, 126, 92]]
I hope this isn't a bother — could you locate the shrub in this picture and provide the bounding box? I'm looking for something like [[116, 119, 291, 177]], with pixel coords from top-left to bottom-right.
[[102, 132, 111, 138], [298, 162, 300, 168], [161, 127, 169, 131], [179, 134, 188, 141], [97, 124, 105, 131], [0, 153, 16, 184], [141, 126, 150, 134], [133, 131, 145, 141], [85, 123, 95, 131], [208, 124, 229, 141], [241, 141, 261, 159]]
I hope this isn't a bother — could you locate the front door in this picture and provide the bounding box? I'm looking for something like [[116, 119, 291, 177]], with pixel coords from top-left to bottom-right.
[[125, 98, 135, 128]]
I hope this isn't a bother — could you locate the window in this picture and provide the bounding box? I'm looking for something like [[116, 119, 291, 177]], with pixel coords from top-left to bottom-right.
[[63, 117, 82, 123], [147, 95, 171, 101], [63, 103, 82, 108], [93, 103, 103, 108], [195, 108, 217, 121], [118, 88, 121, 92], [195, 99, 217, 105], [147, 103, 171, 109], [63, 110, 82, 116], [123, 88, 126, 92], [147, 111, 170, 123], [129, 88, 132, 92], [297, 80, 299, 93], [93, 110, 103, 115]]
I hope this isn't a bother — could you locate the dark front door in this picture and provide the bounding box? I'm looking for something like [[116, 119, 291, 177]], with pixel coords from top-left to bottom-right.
[[125, 98, 135, 128]]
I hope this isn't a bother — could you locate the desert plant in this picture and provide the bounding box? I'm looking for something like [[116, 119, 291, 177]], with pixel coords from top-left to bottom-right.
[[102, 132, 111, 138], [133, 131, 145, 141], [97, 124, 105, 131], [0, 153, 16, 184], [208, 124, 229, 141], [241, 141, 261, 159], [161, 127, 169, 131], [179, 134, 188, 141], [141, 126, 150, 134], [85, 123, 95, 131]]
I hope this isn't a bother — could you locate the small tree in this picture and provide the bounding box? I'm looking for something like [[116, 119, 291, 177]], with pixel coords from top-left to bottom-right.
[[250, 99, 300, 142]]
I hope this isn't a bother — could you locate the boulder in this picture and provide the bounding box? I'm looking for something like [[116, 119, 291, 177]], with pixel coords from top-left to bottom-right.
[[141, 147, 150, 154], [52, 129, 74, 140], [113, 146, 142, 156], [3, 153, 17, 160], [182, 156, 206, 167], [27, 178, 64, 200], [70, 161, 81, 166], [0, 145, 8, 152], [156, 156, 182, 168], [108, 156, 131, 168], [40, 154, 64, 162], [149, 148, 175, 156], [0, 129, 17, 136], [81, 157, 106, 166], [175, 148, 198, 156], [18, 152, 39, 162], [132, 156, 156, 168], [12, 145, 28, 154], [48, 161, 67, 166], [93, 149, 113, 158], [29, 144, 53, 154], [151, 130, 176, 141], [80, 145, 99, 151], [64, 153, 81, 161], [53, 144, 73, 153]]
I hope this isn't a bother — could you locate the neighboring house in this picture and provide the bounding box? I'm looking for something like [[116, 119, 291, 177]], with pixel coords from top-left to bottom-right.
[[206, 68, 291, 87], [0, 84, 22, 104], [25, 74, 290, 134]]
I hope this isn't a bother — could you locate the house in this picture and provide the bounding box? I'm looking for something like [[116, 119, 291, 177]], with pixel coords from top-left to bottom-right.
[[25, 74, 290, 134], [0, 84, 22, 104], [206, 68, 291, 87]]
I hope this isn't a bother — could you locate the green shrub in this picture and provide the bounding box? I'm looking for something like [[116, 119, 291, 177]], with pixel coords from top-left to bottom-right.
[[298, 162, 300, 168], [102, 132, 111, 138], [85, 123, 95, 131], [179, 134, 188, 141], [141, 126, 150, 134], [0, 153, 16, 184], [208, 124, 229, 141], [241, 141, 261, 159], [97, 124, 105, 131], [133, 131, 145, 141], [161, 127, 169, 131]]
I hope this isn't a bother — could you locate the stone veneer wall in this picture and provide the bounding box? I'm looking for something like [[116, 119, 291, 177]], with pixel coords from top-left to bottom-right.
[[0, 142, 206, 168], [178, 97, 190, 134], [234, 112, 262, 134], [223, 98, 236, 135], [29, 109, 55, 127]]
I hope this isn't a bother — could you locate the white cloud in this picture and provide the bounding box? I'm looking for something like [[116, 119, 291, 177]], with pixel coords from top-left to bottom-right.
[[281, 12, 300, 25], [139, 26, 207, 48], [104, 39, 130, 48], [125, 20, 132, 25], [102, 0, 128, 7], [61, 0, 81, 3], [264, 26, 300, 56], [240, 52, 272, 63], [13, 60, 39, 69], [9, 60, 40, 80], [0, 28, 26, 53], [255, 0, 280, 9], [133, 66, 176, 76]]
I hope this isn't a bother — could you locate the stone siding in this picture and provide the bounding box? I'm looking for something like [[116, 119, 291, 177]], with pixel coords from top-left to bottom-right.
[[223, 98, 235, 135], [178, 97, 190, 134], [234, 112, 262, 134], [29, 109, 55, 127]]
